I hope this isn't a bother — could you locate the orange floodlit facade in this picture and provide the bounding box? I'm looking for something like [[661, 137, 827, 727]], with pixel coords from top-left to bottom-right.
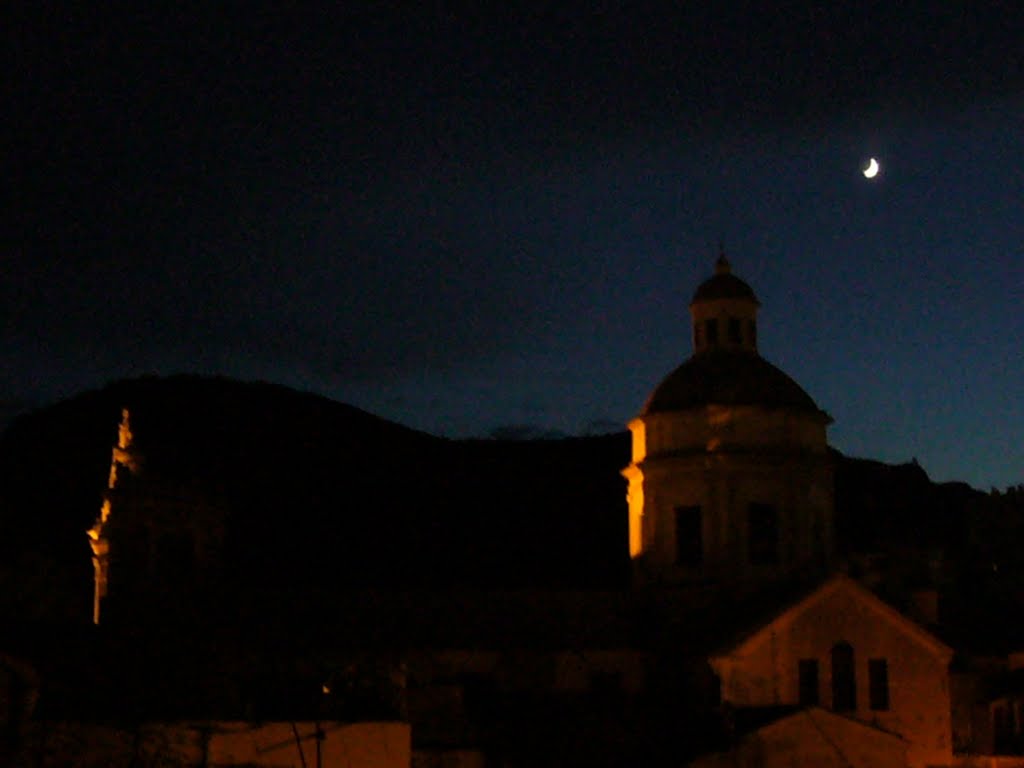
[[87, 408, 139, 624]]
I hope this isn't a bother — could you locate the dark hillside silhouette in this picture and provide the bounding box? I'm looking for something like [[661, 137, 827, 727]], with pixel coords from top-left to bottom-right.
[[0, 375, 1015, 633], [0, 376, 631, 625]]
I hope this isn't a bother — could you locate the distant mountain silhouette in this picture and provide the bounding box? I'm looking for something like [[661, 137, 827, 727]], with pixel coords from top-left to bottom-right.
[[834, 453, 984, 554], [0, 375, 1013, 630], [0, 376, 631, 624]]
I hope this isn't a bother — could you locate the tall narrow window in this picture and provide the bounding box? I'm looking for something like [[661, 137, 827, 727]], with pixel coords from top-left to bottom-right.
[[747, 320, 757, 348], [831, 642, 856, 712], [869, 659, 890, 710], [675, 506, 702, 566], [728, 317, 742, 344], [798, 659, 819, 707], [705, 319, 719, 346], [748, 503, 779, 565]]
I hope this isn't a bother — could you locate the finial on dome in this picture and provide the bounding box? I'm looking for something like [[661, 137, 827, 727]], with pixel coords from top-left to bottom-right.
[[715, 242, 731, 275]]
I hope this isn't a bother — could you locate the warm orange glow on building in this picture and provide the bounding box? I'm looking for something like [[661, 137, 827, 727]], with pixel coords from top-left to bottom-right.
[[623, 464, 645, 558], [629, 418, 646, 463], [624, 418, 647, 558], [709, 575, 954, 768], [88, 408, 136, 625]]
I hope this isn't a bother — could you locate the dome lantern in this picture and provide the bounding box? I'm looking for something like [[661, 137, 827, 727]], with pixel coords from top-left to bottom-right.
[[689, 250, 760, 354]]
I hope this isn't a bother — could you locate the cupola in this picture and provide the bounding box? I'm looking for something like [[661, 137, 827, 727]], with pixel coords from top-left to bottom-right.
[[689, 253, 760, 353]]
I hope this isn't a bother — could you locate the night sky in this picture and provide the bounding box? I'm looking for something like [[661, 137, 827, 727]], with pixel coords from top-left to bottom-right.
[[6, 4, 1023, 489]]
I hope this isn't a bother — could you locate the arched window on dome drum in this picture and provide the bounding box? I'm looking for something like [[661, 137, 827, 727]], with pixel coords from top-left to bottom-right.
[[675, 506, 702, 566], [747, 503, 779, 565], [831, 642, 856, 712]]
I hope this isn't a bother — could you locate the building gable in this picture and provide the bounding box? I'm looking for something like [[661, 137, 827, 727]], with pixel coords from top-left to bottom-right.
[[710, 574, 952, 667], [707, 574, 954, 768]]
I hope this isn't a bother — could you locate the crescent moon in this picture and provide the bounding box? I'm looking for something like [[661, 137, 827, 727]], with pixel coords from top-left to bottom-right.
[[863, 157, 880, 179]]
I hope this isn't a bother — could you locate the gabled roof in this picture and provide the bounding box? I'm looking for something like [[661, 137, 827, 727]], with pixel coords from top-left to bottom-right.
[[755, 706, 905, 742], [691, 708, 908, 768], [709, 573, 953, 664]]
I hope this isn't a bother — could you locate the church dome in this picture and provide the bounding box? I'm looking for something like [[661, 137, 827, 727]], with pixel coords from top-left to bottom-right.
[[690, 255, 760, 306], [641, 350, 827, 417], [624, 255, 834, 587]]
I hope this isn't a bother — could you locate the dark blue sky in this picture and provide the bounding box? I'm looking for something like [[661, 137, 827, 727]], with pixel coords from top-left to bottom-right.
[[6, 3, 1023, 489]]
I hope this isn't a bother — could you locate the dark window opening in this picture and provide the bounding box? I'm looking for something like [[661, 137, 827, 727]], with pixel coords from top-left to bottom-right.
[[748, 320, 757, 347], [675, 506, 703, 566], [799, 659, 819, 707], [831, 642, 856, 712], [728, 317, 742, 344], [748, 503, 779, 565], [706, 319, 718, 345], [869, 658, 890, 711]]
